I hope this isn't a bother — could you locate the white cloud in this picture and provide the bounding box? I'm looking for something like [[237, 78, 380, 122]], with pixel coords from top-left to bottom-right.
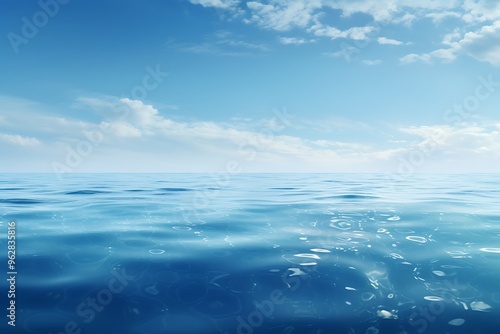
[[322, 0, 456, 23], [217, 39, 268, 50], [400, 123, 500, 155], [377, 37, 403, 45], [245, 1, 321, 31], [399, 53, 432, 64], [425, 11, 461, 22], [457, 21, 500, 66], [362, 59, 382, 65], [278, 37, 314, 45], [322, 51, 347, 59], [178, 43, 266, 56], [180, 0, 500, 68], [442, 29, 462, 46], [172, 30, 268, 56], [392, 12, 417, 26], [245, 0, 321, 31], [78, 97, 173, 137], [400, 48, 456, 64], [309, 21, 376, 40], [74, 96, 114, 110], [1, 133, 40, 146], [177, 43, 251, 56], [0, 96, 97, 141], [343, 26, 376, 40], [325, 0, 399, 22], [4, 95, 500, 172], [120, 98, 172, 130], [313, 139, 371, 152], [462, 0, 500, 22], [185, 0, 500, 69], [59, 98, 385, 169], [102, 121, 142, 138], [188, 0, 239, 10], [400, 21, 500, 66]]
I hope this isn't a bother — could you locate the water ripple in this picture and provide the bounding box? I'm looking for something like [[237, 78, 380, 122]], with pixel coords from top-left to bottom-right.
[[3, 173, 500, 333]]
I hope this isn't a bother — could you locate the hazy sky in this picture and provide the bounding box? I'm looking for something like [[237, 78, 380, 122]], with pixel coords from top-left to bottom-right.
[[1, 0, 500, 174]]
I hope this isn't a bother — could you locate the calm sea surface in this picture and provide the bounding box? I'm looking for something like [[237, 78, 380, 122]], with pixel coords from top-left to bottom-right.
[[1, 173, 500, 334]]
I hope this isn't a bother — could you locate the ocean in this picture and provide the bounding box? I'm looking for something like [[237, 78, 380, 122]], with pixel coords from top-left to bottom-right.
[[1, 173, 500, 334]]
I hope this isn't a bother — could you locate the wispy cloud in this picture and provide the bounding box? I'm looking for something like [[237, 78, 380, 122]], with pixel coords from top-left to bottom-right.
[[186, 0, 500, 66], [278, 37, 315, 45], [425, 11, 461, 22], [244, 1, 320, 31], [309, 21, 376, 41], [188, 0, 240, 10], [176, 42, 266, 56], [171, 30, 268, 56], [3, 95, 500, 172], [362, 59, 382, 65], [462, 0, 500, 23], [1, 133, 40, 146], [399, 123, 500, 155], [377, 37, 404, 45]]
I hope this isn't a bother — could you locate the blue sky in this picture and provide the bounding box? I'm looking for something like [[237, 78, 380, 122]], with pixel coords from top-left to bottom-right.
[[1, 0, 500, 174]]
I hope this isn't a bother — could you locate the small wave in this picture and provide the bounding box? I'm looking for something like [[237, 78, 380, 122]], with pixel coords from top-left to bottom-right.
[[335, 194, 379, 199], [0, 198, 43, 205], [65, 190, 111, 195], [158, 188, 192, 192], [318, 194, 380, 200]]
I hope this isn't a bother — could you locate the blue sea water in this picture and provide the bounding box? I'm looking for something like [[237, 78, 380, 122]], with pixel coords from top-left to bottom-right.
[[1, 173, 500, 334]]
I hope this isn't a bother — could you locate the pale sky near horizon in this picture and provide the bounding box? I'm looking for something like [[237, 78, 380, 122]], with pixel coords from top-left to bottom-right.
[[1, 0, 500, 174]]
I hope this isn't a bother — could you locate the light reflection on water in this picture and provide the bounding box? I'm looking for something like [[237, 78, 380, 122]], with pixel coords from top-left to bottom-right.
[[1, 173, 500, 334]]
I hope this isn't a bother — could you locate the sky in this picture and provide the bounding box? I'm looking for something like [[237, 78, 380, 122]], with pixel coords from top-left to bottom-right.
[[1, 0, 500, 174]]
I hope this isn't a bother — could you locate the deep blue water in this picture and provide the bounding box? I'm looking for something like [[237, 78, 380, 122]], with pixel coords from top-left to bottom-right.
[[1, 173, 500, 334]]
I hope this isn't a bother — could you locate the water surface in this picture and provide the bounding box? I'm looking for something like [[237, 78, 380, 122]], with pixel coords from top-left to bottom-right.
[[1, 173, 500, 333]]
